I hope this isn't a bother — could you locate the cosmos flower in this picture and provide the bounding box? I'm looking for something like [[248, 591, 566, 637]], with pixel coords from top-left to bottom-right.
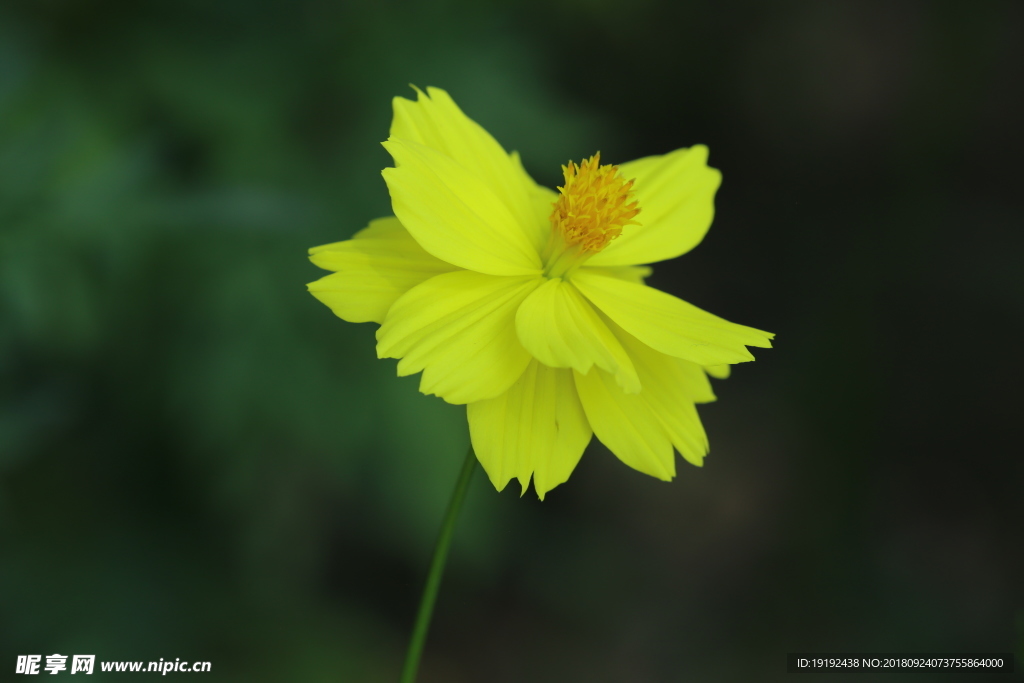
[[308, 87, 773, 499]]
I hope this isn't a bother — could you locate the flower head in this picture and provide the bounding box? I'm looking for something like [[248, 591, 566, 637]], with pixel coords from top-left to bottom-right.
[[308, 86, 773, 499]]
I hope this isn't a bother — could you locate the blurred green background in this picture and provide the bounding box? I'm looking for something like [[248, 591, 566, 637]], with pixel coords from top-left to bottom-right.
[[2, 0, 1022, 680]]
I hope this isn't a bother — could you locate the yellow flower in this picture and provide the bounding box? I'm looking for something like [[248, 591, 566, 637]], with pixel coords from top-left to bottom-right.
[[308, 87, 773, 499]]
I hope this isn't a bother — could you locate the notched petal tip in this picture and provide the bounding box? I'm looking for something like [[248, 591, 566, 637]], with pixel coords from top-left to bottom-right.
[[736, 328, 775, 355], [469, 362, 591, 501], [573, 271, 774, 367]]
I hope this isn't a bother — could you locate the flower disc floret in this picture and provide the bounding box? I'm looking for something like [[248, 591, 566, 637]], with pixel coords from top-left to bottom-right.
[[550, 152, 641, 254]]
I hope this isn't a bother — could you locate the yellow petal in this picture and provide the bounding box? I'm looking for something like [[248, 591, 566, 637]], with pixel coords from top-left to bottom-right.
[[614, 327, 718, 405], [391, 87, 544, 253], [572, 269, 774, 366], [611, 325, 712, 466], [705, 364, 731, 379], [376, 270, 541, 404], [383, 137, 542, 276], [510, 150, 557, 254], [573, 367, 676, 481], [468, 361, 592, 500], [574, 323, 715, 477], [588, 145, 721, 267], [579, 264, 653, 285], [307, 216, 457, 324], [515, 277, 640, 394]]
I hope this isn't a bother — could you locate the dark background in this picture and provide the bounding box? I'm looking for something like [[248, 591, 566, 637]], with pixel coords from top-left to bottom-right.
[[2, 1, 1021, 681]]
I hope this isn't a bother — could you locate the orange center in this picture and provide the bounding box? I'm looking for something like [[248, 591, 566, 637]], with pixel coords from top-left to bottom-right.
[[549, 152, 641, 254]]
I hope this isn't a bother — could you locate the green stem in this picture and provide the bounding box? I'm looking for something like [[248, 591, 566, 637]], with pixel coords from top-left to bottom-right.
[[399, 445, 477, 683]]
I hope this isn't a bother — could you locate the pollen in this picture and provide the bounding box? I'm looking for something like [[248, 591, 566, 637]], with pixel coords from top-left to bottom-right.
[[549, 152, 641, 253]]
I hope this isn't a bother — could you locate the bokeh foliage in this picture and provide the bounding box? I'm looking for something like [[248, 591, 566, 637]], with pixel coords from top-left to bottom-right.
[[2, 1, 1022, 681]]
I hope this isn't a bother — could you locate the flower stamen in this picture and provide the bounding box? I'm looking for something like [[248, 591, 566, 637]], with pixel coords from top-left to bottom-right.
[[543, 153, 640, 278], [550, 152, 640, 253]]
